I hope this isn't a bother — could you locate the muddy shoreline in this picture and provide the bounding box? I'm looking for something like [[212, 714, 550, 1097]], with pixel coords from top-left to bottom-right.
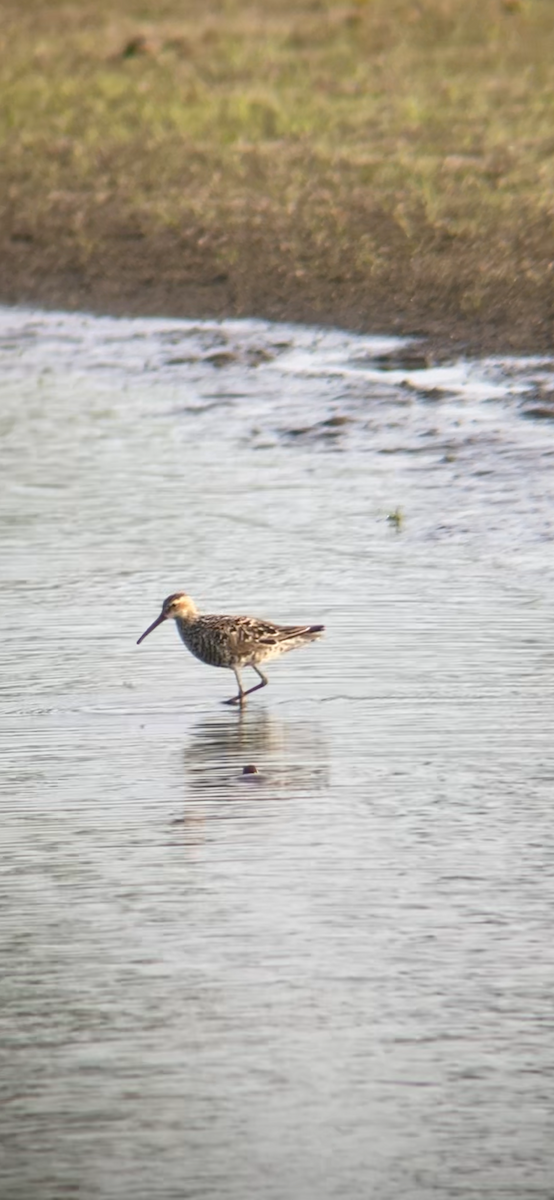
[[2, 215, 552, 361], [2, 0, 554, 360]]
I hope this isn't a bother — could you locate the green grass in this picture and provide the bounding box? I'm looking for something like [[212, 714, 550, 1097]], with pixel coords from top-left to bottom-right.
[[1, 0, 554, 346]]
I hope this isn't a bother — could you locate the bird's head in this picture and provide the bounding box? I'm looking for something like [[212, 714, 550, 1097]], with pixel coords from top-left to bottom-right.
[[137, 592, 197, 644]]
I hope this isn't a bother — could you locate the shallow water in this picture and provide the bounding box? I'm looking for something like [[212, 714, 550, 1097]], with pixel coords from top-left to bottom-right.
[[1, 307, 554, 1199]]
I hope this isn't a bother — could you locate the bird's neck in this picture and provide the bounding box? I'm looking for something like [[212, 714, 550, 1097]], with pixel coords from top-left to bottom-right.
[[174, 605, 198, 630]]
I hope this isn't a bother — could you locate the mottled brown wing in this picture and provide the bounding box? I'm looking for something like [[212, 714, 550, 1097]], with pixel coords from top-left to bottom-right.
[[241, 622, 323, 651], [224, 618, 282, 656], [198, 614, 323, 658]]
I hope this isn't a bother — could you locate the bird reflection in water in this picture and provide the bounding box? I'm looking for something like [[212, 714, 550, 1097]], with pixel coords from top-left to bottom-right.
[[170, 709, 328, 842]]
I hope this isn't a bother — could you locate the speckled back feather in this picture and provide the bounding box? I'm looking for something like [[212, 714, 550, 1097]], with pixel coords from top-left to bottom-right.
[[176, 613, 324, 669]]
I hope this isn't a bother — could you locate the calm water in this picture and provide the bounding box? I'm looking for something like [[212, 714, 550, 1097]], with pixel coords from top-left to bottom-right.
[[1, 307, 554, 1199]]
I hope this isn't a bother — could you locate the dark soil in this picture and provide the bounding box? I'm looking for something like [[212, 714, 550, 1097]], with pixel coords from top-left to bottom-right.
[[2, 201, 553, 359]]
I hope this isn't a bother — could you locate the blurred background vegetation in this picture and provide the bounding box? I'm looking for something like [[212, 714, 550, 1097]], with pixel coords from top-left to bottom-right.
[[1, 0, 553, 351]]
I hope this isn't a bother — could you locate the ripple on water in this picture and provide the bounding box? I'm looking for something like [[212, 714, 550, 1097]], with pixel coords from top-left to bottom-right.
[[1, 307, 554, 1199]]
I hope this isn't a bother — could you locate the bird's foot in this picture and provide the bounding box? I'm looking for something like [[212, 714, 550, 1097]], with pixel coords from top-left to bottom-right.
[[222, 695, 245, 707]]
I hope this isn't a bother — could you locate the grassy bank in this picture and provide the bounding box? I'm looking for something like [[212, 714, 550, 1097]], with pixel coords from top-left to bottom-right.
[[1, 0, 553, 353]]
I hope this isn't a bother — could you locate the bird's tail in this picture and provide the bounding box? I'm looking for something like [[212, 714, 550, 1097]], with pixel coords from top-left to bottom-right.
[[280, 623, 325, 643]]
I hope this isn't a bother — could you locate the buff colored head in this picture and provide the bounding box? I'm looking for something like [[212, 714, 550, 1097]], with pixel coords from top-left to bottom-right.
[[137, 592, 198, 644]]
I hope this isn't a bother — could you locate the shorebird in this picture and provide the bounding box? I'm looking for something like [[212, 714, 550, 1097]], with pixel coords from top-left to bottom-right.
[[137, 591, 324, 706]]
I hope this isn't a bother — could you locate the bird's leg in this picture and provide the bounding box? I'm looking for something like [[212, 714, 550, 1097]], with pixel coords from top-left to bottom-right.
[[223, 667, 245, 706], [240, 666, 269, 699]]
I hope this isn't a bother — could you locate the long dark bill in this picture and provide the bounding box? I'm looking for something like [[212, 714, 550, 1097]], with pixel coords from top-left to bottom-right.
[[137, 611, 167, 645]]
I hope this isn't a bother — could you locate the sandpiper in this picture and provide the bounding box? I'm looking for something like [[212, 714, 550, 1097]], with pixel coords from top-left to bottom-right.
[[137, 591, 324, 706]]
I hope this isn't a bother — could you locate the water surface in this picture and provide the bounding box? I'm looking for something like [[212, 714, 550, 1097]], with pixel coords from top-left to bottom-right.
[[1, 308, 554, 1199]]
